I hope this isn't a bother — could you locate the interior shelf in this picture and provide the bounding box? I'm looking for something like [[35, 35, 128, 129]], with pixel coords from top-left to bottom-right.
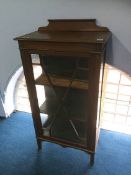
[[40, 100, 57, 115], [35, 73, 88, 90], [40, 95, 88, 122]]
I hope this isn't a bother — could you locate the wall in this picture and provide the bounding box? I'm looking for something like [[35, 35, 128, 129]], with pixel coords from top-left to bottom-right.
[[0, 0, 131, 115]]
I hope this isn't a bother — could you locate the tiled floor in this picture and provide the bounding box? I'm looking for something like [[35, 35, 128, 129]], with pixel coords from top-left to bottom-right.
[[14, 64, 131, 135]]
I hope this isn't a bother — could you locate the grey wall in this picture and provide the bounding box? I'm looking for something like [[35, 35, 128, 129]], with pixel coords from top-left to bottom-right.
[[0, 0, 131, 98]]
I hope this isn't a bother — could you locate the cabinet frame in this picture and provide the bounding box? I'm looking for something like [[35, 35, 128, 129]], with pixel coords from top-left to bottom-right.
[[15, 19, 111, 166]]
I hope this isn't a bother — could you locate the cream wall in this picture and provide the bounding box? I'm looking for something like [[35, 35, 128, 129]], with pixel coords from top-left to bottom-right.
[[0, 0, 131, 106]]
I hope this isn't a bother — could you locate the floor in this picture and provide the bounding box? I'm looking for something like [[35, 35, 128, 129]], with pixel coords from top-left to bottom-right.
[[0, 111, 131, 175]]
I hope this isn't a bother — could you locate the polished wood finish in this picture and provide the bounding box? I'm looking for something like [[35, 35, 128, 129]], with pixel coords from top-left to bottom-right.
[[35, 73, 88, 90], [15, 19, 111, 166]]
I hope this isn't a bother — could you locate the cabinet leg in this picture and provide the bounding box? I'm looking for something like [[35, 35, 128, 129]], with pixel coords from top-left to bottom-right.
[[37, 139, 42, 151], [90, 153, 95, 166]]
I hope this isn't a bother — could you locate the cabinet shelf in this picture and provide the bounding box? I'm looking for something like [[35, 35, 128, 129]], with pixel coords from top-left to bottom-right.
[[40, 99, 88, 122], [35, 73, 88, 90], [40, 100, 57, 115]]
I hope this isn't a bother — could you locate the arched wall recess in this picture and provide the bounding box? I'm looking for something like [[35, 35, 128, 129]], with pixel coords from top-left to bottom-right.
[[3, 67, 23, 117]]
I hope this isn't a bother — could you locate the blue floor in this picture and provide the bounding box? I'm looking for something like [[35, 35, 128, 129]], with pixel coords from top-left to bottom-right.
[[0, 112, 131, 175]]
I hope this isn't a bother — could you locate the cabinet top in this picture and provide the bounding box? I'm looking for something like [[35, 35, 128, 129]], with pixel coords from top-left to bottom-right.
[[15, 19, 111, 44]]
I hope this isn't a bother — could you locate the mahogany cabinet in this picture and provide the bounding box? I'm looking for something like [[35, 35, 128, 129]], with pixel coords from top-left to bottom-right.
[[15, 19, 111, 165]]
